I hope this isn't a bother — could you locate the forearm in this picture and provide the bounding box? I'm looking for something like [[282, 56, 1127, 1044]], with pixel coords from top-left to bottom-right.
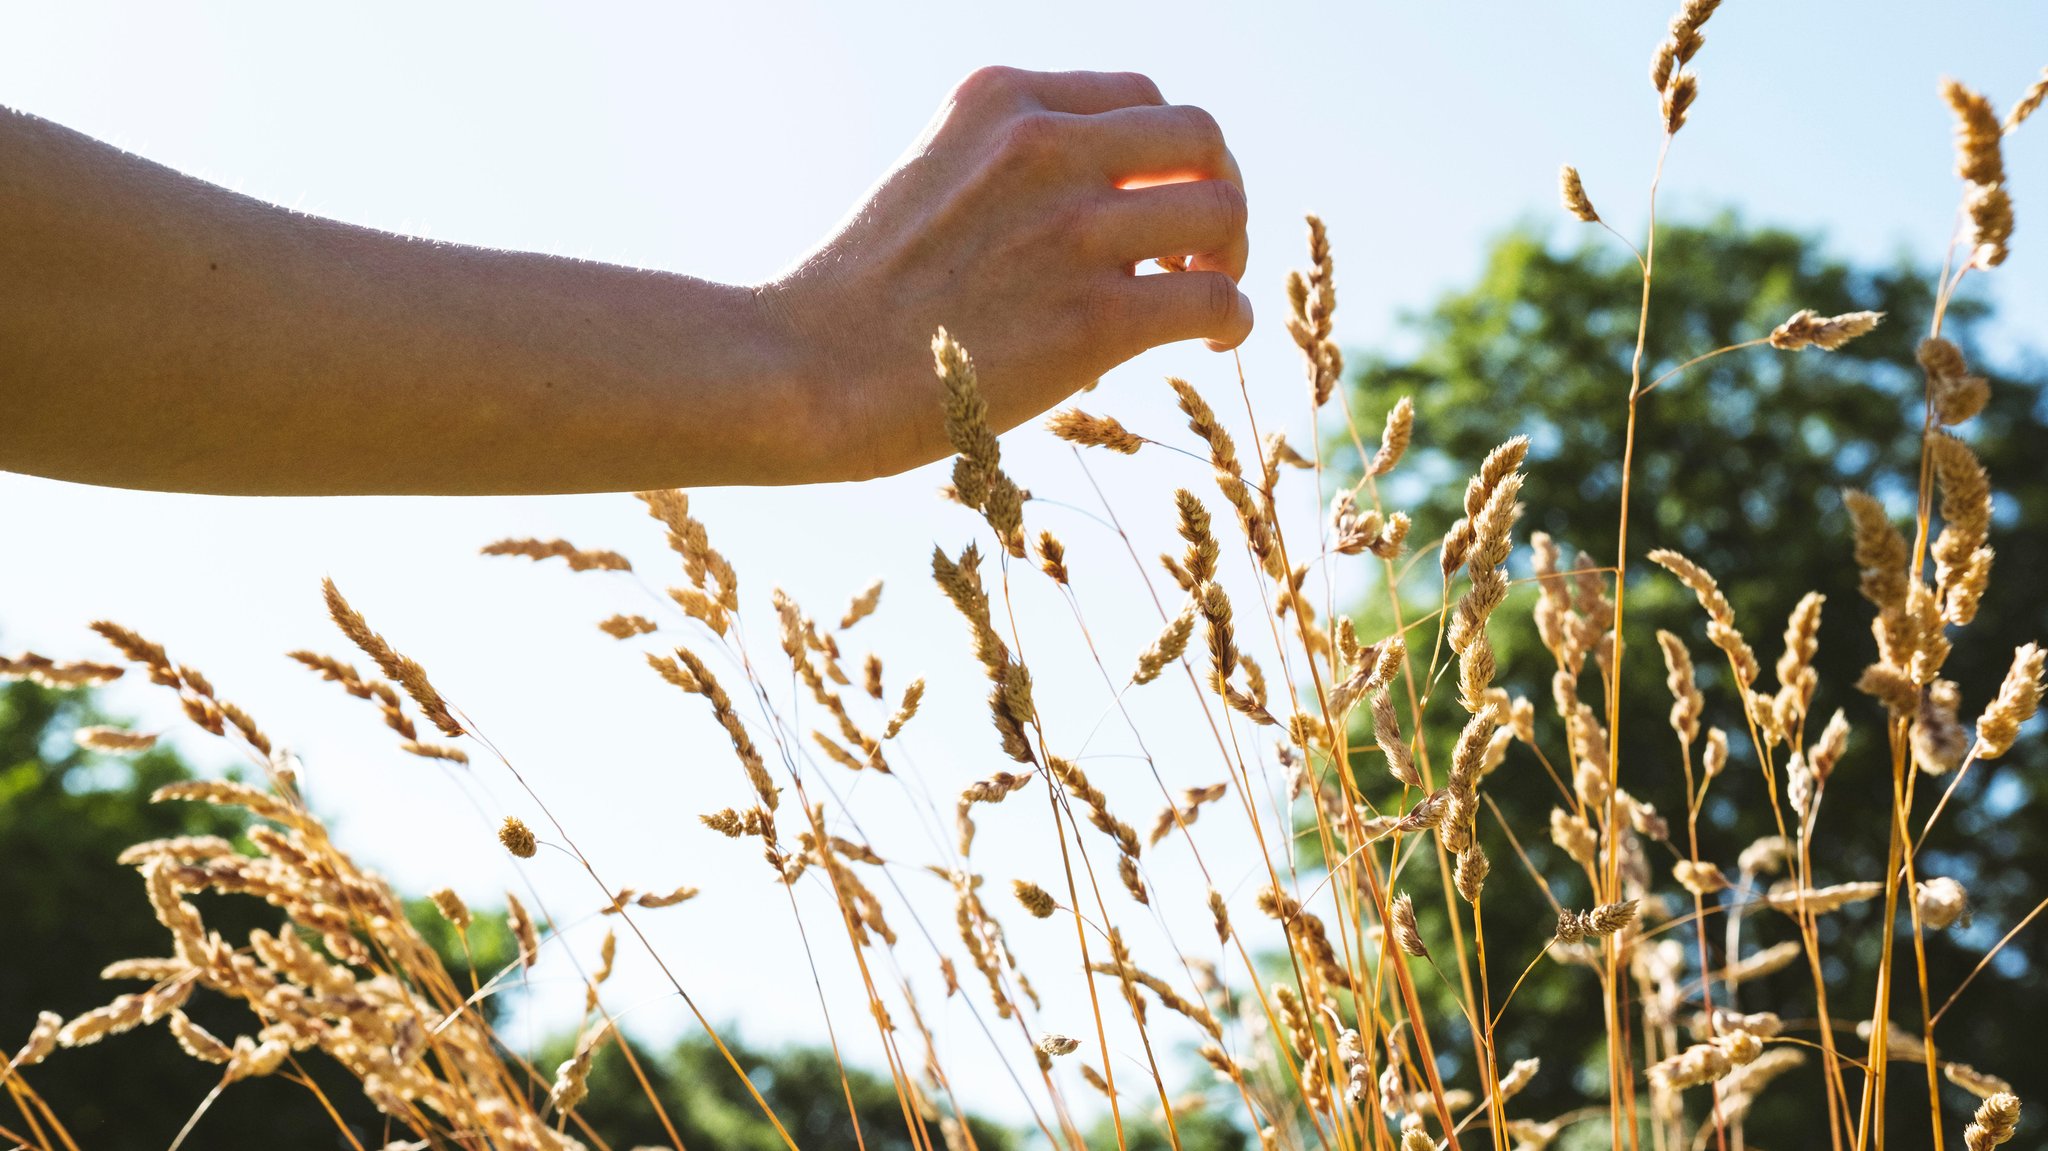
[[0, 108, 825, 495]]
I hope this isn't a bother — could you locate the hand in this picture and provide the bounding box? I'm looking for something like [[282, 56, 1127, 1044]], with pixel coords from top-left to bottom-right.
[[761, 66, 1252, 481]]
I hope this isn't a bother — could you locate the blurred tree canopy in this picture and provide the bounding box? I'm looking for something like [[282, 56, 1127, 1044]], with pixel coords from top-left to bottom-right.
[[558, 1030, 1031, 1151], [1338, 215, 2046, 1148]]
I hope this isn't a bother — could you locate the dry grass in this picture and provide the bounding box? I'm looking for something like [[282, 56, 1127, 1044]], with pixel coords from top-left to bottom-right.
[[2, 10, 2044, 1151]]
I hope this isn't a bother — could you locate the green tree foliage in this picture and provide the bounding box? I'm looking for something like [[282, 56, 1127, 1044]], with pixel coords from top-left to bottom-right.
[[564, 1031, 1022, 1151], [1081, 1101, 1247, 1151], [1339, 216, 2046, 1146]]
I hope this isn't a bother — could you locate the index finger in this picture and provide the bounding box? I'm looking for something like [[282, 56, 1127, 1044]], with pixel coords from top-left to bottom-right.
[[1026, 69, 1167, 114], [1075, 104, 1244, 192]]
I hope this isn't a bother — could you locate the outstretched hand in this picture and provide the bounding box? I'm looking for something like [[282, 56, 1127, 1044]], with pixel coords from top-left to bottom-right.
[[765, 66, 1252, 481]]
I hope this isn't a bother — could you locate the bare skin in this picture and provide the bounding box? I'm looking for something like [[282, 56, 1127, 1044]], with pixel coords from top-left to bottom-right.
[[0, 66, 1250, 495]]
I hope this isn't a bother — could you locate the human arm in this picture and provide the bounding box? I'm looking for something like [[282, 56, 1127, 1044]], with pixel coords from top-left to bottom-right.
[[0, 67, 1249, 495]]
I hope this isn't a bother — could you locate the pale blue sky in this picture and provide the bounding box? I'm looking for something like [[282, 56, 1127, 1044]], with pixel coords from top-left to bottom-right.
[[2, 0, 2043, 1127]]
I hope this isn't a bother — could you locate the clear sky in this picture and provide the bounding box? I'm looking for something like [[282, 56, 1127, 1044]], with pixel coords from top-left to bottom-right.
[[2, 0, 2043, 1128]]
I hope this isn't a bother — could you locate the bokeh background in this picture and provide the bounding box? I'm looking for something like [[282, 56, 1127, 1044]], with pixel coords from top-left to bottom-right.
[[2, 2, 2045, 1147]]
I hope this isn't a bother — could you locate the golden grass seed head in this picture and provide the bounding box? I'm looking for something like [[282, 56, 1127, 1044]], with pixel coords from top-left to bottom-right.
[[1559, 165, 1600, 222], [1285, 268, 1309, 318], [1036, 531, 1069, 584], [1371, 396, 1415, 476], [1768, 309, 1885, 352], [840, 579, 884, 631], [1842, 488, 1911, 618], [74, 725, 159, 753], [0, 651, 127, 688], [1763, 880, 1883, 916], [428, 887, 472, 929], [1656, 629, 1704, 745], [480, 537, 632, 573], [1913, 680, 1971, 775], [1918, 875, 1971, 930], [597, 613, 658, 639], [1976, 642, 2045, 758], [883, 677, 925, 740], [2008, 67, 2048, 133], [1013, 880, 1056, 918], [1649, 1030, 1761, 1092], [550, 1026, 610, 1114], [166, 1010, 232, 1065], [1664, 71, 1699, 133], [1592, 899, 1640, 935], [1036, 1033, 1081, 1057], [1928, 430, 1992, 572], [1501, 1056, 1541, 1099], [56, 995, 146, 1049], [87, 620, 177, 686], [1946, 1062, 2015, 1101], [321, 579, 463, 738], [1651, 41, 1678, 94], [1946, 546, 1995, 627], [1921, 338, 1992, 425], [1665, 0, 1720, 66], [1920, 334, 1969, 378], [1965, 1092, 2021, 1151], [1550, 807, 1598, 867], [12, 1011, 61, 1068], [1390, 892, 1427, 957], [1117, 854, 1148, 905], [1046, 408, 1145, 454], [860, 652, 884, 701], [1454, 844, 1489, 904], [1806, 710, 1851, 784], [1675, 859, 1730, 895], [1372, 688, 1422, 789], [1945, 78, 2007, 186], [499, 816, 537, 859], [1967, 178, 2015, 270], [1167, 377, 1242, 478], [1556, 900, 1637, 943]]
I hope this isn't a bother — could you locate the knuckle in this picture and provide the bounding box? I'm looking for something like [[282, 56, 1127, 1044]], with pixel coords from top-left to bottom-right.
[[956, 65, 1023, 105], [994, 111, 1065, 167], [1115, 70, 1165, 105], [1175, 104, 1224, 152], [1208, 179, 1249, 236]]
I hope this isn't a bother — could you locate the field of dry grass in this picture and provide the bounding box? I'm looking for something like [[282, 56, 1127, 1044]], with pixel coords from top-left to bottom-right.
[[4, 4, 2046, 1150]]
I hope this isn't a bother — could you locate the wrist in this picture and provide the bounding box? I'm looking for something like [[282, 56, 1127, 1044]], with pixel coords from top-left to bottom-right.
[[750, 274, 891, 484]]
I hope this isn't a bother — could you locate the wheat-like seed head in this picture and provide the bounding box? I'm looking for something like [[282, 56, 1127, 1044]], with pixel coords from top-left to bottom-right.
[[1768, 309, 1885, 352], [428, 887, 472, 929], [1046, 408, 1144, 454], [1965, 1092, 2022, 1151], [481, 537, 632, 573], [1391, 892, 1427, 958], [1976, 642, 2045, 759], [1946, 1061, 2015, 1100], [74, 725, 158, 753], [1559, 165, 1600, 222]]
